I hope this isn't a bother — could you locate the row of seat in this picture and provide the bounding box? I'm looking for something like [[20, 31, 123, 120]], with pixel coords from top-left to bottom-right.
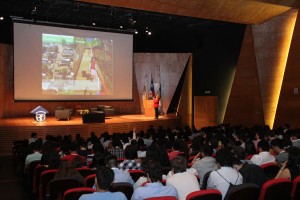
[[37, 165, 300, 200]]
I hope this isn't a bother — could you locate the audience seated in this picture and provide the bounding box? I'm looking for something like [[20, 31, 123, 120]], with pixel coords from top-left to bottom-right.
[[24, 143, 42, 172], [105, 155, 134, 185], [119, 145, 142, 170], [271, 138, 289, 165], [131, 160, 178, 200], [166, 156, 200, 200], [232, 157, 267, 187], [54, 160, 85, 185], [79, 166, 127, 200], [250, 140, 276, 166], [275, 147, 300, 180], [191, 145, 218, 187], [207, 149, 243, 200]]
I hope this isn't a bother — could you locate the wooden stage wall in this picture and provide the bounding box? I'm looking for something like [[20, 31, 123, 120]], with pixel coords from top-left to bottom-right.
[[0, 115, 181, 156]]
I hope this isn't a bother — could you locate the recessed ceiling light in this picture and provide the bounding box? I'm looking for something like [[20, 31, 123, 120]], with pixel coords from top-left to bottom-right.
[[0, 17, 4, 20], [92, 22, 96, 26]]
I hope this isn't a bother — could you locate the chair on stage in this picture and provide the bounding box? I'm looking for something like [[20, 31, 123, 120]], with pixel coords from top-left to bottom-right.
[[63, 187, 95, 200], [55, 106, 73, 121], [258, 178, 292, 200], [186, 189, 222, 200]]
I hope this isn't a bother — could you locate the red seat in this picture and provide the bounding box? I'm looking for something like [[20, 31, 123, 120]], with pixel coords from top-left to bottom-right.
[[224, 183, 260, 200], [259, 162, 280, 180], [144, 196, 177, 200], [63, 187, 95, 200], [39, 169, 58, 200], [128, 169, 146, 182], [109, 182, 133, 200], [186, 189, 222, 200], [259, 178, 292, 200], [84, 174, 96, 188], [33, 164, 44, 194], [48, 177, 83, 200], [291, 176, 300, 200], [76, 167, 92, 178]]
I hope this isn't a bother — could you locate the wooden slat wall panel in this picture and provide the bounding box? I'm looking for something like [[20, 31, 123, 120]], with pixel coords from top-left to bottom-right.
[[274, 10, 300, 128], [224, 25, 265, 126]]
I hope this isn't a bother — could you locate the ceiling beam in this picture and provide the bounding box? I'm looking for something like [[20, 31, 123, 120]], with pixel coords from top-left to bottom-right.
[[78, 0, 292, 24]]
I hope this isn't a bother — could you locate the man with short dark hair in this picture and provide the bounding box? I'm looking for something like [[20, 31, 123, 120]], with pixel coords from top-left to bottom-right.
[[24, 143, 42, 171], [271, 138, 289, 164], [250, 140, 276, 165], [291, 131, 300, 149], [79, 166, 127, 200], [131, 160, 177, 200], [192, 145, 218, 187], [232, 158, 266, 188], [105, 155, 134, 185], [166, 156, 200, 200], [207, 149, 243, 200]]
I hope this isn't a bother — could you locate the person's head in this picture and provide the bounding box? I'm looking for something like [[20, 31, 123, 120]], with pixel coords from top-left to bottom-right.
[[105, 155, 118, 168], [215, 148, 234, 167], [286, 147, 300, 178], [144, 160, 163, 182], [232, 157, 243, 171], [270, 138, 284, 154], [124, 144, 138, 160], [92, 44, 104, 58], [31, 132, 37, 138], [95, 166, 114, 191], [171, 156, 187, 174], [245, 140, 257, 155], [201, 145, 214, 157], [257, 140, 270, 152], [33, 143, 42, 152], [72, 155, 85, 168]]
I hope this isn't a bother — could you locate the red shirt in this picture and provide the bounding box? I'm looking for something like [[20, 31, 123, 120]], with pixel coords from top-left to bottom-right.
[[153, 98, 159, 108]]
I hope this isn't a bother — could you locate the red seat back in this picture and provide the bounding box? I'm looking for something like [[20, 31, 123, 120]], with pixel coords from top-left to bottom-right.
[[291, 176, 300, 200], [259, 178, 292, 200], [39, 169, 58, 200], [144, 196, 177, 200], [63, 187, 95, 200], [186, 189, 222, 200], [128, 169, 146, 182], [84, 174, 96, 188]]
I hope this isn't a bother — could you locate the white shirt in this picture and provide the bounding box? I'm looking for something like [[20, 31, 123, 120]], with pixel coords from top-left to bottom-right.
[[207, 167, 243, 200], [250, 151, 276, 166], [25, 151, 42, 165], [166, 171, 200, 200]]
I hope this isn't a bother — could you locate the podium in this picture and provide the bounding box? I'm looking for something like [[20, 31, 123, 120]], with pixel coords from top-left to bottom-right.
[[143, 100, 155, 117]]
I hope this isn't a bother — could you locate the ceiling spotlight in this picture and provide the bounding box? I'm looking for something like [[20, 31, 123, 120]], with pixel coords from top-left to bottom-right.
[[134, 30, 138, 34], [92, 22, 96, 26], [145, 27, 148, 33], [147, 31, 152, 35], [31, 6, 37, 15], [129, 17, 136, 25], [120, 25, 123, 29], [0, 17, 4, 21]]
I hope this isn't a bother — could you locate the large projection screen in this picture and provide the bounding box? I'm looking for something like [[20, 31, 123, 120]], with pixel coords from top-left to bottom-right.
[[14, 22, 133, 100]]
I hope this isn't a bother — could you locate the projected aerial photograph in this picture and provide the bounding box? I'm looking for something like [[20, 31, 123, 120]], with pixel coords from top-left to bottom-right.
[[41, 34, 113, 95]]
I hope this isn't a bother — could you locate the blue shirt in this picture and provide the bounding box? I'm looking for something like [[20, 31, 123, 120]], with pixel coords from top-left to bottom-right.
[[112, 167, 135, 185], [79, 191, 127, 200], [131, 182, 178, 200]]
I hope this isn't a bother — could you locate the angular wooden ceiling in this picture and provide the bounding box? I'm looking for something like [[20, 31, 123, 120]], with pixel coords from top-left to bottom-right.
[[79, 0, 297, 24]]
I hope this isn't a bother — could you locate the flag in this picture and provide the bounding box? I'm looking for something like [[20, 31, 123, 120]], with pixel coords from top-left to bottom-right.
[[150, 73, 155, 98]]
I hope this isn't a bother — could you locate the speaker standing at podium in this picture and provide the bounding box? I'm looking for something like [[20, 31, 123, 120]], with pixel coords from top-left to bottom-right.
[[153, 95, 160, 119]]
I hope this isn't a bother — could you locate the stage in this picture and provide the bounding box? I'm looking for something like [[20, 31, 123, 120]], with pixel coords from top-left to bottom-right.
[[0, 114, 181, 156]]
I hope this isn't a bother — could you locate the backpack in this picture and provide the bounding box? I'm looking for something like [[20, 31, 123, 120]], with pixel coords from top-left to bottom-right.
[[216, 170, 240, 200]]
